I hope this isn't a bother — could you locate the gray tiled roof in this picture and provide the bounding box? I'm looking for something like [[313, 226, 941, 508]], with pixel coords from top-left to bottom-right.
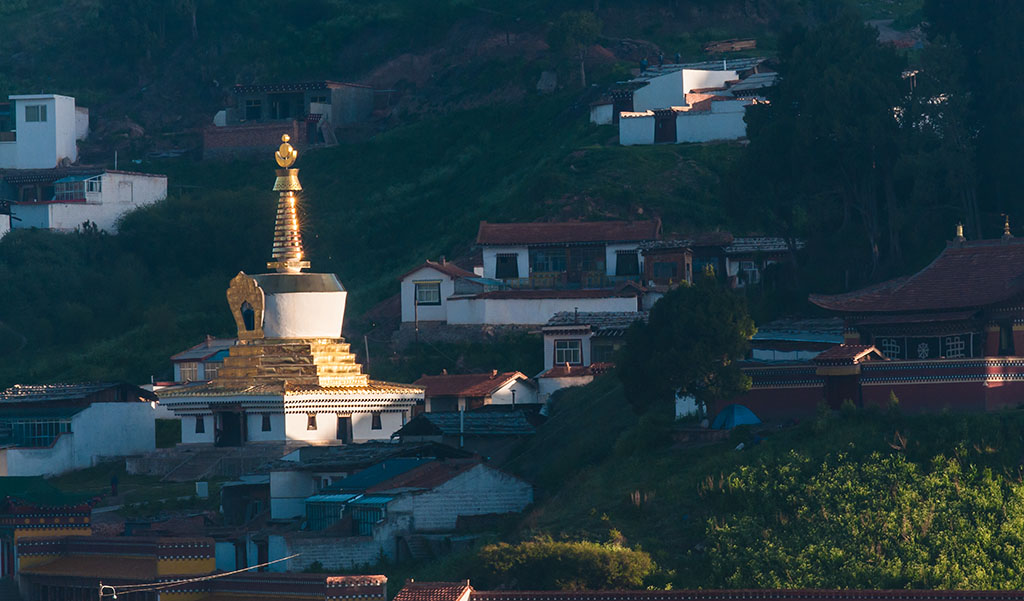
[[545, 311, 648, 333]]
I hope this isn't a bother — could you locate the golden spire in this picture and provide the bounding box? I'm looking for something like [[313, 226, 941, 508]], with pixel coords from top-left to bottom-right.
[[268, 135, 310, 273], [1004, 214, 1013, 239], [955, 222, 965, 241]]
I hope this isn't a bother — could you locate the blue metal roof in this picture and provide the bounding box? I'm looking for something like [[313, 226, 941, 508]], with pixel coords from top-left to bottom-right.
[[54, 175, 98, 184], [326, 457, 433, 492], [349, 495, 394, 506], [305, 493, 358, 504]]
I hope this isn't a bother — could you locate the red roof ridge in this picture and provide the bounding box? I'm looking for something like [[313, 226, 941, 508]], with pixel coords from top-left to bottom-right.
[[413, 371, 529, 397], [400, 260, 476, 281]]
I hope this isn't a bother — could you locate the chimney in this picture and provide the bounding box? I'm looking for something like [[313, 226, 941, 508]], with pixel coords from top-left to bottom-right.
[[491, 369, 498, 378], [441, 255, 446, 265]]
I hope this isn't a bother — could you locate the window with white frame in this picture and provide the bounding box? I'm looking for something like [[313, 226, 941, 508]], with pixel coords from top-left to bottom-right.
[[414, 281, 441, 306], [554, 339, 582, 365], [25, 105, 47, 122], [204, 362, 220, 380]]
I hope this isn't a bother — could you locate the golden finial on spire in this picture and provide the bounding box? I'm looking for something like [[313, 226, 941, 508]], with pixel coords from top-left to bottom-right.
[[268, 134, 310, 273], [955, 222, 964, 239], [1004, 214, 1013, 239], [275, 134, 297, 168]]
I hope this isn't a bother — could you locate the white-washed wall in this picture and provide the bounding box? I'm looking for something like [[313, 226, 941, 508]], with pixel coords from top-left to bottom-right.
[[390, 464, 532, 532], [619, 115, 655, 146], [447, 296, 638, 326], [538, 374, 594, 403], [490, 380, 538, 405], [400, 266, 456, 323], [481, 247, 528, 279]]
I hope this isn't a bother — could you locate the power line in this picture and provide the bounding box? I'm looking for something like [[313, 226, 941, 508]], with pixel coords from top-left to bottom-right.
[[99, 553, 301, 598]]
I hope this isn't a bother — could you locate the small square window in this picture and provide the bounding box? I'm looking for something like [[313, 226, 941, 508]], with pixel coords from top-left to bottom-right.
[[262, 414, 272, 432], [615, 251, 640, 276], [554, 339, 582, 365], [179, 362, 198, 382], [195, 416, 205, 434], [307, 414, 318, 431], [371, 411, 382, 430], [25, 105, 47, 122], [415, 281, 441, 306], [495, 253, 520, 279]]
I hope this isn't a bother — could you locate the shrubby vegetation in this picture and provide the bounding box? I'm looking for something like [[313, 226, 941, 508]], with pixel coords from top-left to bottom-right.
[[705, 451, 1024, 588], [499, 378, 1024, 590], [472, 538, 656, 590]]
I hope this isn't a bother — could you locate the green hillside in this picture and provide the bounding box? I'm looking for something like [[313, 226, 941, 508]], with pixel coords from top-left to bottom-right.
[[0, 93, 743, 387], [389, 377, 1024, 590], [0, 0, 946, 386]]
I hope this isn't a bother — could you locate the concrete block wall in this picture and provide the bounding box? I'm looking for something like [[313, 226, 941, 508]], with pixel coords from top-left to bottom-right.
[[278, 514, 412, 570], [393, 464, 533, 531]]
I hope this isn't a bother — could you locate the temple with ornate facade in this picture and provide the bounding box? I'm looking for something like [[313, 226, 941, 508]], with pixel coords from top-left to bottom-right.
[[158, 135, 423, 446], [731, 224, 1024, 418]]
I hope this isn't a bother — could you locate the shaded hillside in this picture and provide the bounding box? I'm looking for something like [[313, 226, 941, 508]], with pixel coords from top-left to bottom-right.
[[0, 92, 743, 388]]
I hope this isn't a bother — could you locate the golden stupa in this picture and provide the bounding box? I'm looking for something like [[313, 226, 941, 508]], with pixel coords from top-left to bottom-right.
[[157, 136, 422, 446]]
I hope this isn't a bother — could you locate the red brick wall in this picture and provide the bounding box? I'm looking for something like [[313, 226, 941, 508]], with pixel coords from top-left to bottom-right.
[[203, 120, 306, 159]]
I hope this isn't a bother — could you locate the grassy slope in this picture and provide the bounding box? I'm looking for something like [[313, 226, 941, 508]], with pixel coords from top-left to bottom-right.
[[373, 377, 1024, 588]]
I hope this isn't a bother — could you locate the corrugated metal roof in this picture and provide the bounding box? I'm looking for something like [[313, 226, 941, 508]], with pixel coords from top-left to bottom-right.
[[170, 338, 236, 362], [348, 495, 394, 506], [306, 493, 358, 503]]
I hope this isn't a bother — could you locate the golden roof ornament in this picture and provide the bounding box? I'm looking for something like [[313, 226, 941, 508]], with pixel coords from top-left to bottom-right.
[[1004, 214, 1013, 239], [955, 222, 965, 242], [268, 134, 310, 273]]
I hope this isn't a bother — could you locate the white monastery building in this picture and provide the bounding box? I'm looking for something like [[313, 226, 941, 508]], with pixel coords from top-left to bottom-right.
[[0, 382, 158, 477], [588, 58, 777, 145], [158, 135, 423, 447], [399, 220, 658, 328]]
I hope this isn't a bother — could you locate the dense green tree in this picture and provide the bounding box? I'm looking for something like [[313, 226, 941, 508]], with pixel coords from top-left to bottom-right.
[[735, 13, 906, 285], [618, 273, 754, 414], [923, 0, 1024, 225], [548, 11, 601, 87], [472, 538, 655, 590]]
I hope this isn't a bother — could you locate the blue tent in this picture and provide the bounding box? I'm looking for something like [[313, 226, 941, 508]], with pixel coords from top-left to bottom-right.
[[711, 404, 761, 430]]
